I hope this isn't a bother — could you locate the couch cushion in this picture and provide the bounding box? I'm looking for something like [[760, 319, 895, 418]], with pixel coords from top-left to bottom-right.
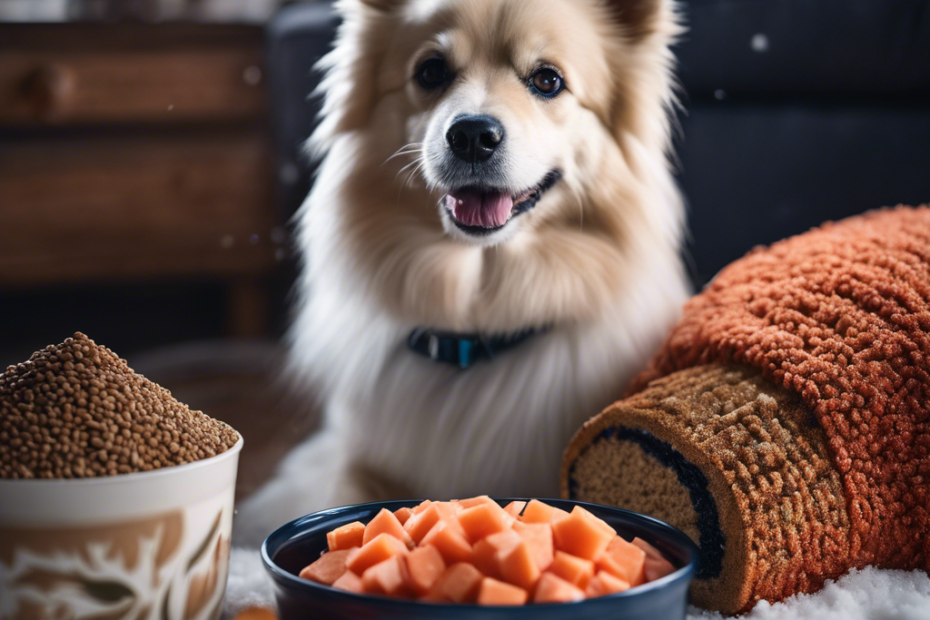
[[677, 0, 930, 97]]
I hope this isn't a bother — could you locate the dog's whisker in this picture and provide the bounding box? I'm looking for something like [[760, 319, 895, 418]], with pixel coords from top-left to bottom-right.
[[405, 161, 427, 190], [383, 142, 424, 167], [391, 156, 425, 190]]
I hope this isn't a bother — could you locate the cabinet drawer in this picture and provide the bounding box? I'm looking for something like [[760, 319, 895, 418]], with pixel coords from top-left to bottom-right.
[[0, 132, 276, 284], [0, 48, 266, 126]]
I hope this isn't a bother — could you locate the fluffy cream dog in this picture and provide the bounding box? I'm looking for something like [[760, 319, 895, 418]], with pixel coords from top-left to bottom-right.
[[237, 0, 689, 544]]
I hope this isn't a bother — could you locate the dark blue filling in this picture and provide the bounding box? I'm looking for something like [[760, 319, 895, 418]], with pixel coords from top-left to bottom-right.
[[568, 426, 725, 579]]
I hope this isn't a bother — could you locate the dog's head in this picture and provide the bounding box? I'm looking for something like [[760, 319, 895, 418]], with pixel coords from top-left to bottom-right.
[[306, 0, 684, 331]]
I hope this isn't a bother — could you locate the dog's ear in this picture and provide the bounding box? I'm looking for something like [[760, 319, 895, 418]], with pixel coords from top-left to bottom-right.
[[603, 0, 673, 41]]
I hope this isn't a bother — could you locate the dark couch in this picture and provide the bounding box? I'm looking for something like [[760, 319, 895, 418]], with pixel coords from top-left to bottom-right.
[[267, 0, 930, 286]]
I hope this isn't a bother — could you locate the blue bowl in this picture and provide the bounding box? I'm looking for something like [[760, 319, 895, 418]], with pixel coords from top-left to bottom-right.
[[262, 498, 699, 620]]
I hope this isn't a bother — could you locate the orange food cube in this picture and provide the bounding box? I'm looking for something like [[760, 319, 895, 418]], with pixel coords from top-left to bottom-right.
[[332, 570, 364, 594], [457, 503, 510, 543], [477, 577, 528, 606], [326, 521, 365, 552], [471, 529, 520, 578], [644, 556, 676, 582], [596, 536, 646, 585], [498, 541, 540, 591], [364, 508, 414, 548], [362, 555, 410, 597], [421, 520, 473, 565], [394, 507, 413, 525], [503, 501, 526, 519], [346, 533, 408, 575], [573, 506, 616, 536], [586, 570, 630, 597], [532, 572, 585, 604], [551, 507, 616, 561], [424, 562, 483, 603], [404, 502, 460, 543], [521, 499, 569, 524], [632, 537, 676, 582], [631, 537, 662, 559], [413, 500, 433, 514], [232, 609, 278, 620], [548, 551, 595, 589], [513, 521, 554, 571], [456, 495, 495, 509], [404, 545, 446, 595], [298, 549, 350, 585]]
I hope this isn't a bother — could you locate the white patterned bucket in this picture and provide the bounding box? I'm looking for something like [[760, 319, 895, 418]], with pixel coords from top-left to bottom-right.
[[0, 435, 242, 620]]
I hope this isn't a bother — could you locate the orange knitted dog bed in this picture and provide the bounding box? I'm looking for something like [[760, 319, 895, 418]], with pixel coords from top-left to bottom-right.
[[564, 206, 930, 612]]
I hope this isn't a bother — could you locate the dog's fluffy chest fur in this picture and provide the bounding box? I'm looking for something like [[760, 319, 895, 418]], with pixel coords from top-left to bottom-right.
[[284, 201, 688, 500]]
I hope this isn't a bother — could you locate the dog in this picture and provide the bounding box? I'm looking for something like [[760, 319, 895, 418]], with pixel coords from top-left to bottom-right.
[[236, 0, 690, 546]]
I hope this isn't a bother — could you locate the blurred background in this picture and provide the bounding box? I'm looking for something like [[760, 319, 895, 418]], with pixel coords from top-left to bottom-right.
[[1, 0, 928, 499]]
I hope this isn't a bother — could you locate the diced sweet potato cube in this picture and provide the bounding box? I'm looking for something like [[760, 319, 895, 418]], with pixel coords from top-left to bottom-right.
[[404, 502, 460, 543], [364, 508, 414, 548], [571, 506, 616, 536], [631, 537, 662, 559], [457, 503, 510, 542], [346, 533, 408, 575], [585, 570, 630, 597], [596, 536, 646, 585], [471, 529, 520, 579], [394, 507, 413, 525], [413, 500, 433, 514], [644, 555, 676, 582], [332, 570, 364, 594], [404, 545, 446, 595], [548, 551, 595, 589], [233, 610, 277, 620], [513, 521, 554, 571], [425, 563, 483, 603], [521, 499, 569, 524], [421, 520, 473, 564], [299, 549, 350, 585], [326, 522, 365, 552], [456, 495, 495, 509], [498, 541, 540, 591], [532, 572, 585, 604], [439, 502, 462, 516], [362, 555, 410, 597], [632, 537, 676, 582], [477, 577, 528, 606], [503, 501, 526, 519], [551, 507, 616, 560]]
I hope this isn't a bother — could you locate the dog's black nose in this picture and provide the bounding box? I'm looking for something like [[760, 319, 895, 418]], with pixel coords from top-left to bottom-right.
[[446, 115, 505, 163]]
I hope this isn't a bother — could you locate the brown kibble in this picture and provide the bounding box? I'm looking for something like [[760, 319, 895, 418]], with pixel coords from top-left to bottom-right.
[[0, 333, 239, 479]]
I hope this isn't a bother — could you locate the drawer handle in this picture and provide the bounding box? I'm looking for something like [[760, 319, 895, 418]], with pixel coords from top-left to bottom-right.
[[23, 64, 76, 118]]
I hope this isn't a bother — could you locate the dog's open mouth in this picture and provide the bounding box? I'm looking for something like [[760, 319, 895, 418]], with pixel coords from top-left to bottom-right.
[[443, 170, 562, 235]]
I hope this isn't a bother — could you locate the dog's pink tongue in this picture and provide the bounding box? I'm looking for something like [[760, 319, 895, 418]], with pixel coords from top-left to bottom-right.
[[446, 190, 513, 228]]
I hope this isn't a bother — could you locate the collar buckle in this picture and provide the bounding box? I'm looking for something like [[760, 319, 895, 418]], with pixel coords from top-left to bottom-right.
[[407, 326, 544, 369]]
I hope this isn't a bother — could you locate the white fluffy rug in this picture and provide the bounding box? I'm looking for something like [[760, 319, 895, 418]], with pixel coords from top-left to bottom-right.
[[224, 546, 930, 619]]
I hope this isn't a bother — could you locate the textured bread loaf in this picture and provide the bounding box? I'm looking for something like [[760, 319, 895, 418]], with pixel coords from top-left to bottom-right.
[[563, 206, 930, 613]]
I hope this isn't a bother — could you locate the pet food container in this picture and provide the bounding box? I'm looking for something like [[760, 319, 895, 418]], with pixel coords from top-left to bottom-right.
[[0, 435, 243, 620], [262, 498, 698, 620]]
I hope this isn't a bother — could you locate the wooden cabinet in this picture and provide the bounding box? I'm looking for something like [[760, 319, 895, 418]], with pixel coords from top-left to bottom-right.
[[0, 23, 280, 337]]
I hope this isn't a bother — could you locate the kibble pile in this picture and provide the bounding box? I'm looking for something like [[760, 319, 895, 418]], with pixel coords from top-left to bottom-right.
[[0, 333, 239, 479]]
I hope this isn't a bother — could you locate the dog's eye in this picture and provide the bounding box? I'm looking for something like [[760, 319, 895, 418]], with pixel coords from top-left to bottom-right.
[[529, 68, 564, 98], [415, 57, 449, 90]]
